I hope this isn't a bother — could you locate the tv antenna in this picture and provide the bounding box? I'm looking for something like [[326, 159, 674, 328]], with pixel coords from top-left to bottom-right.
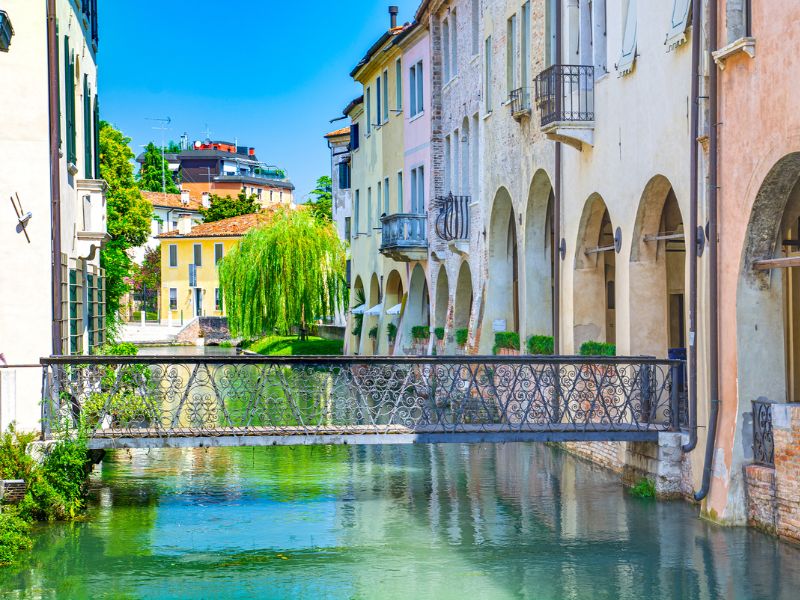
[[146, 116, 171, 193]]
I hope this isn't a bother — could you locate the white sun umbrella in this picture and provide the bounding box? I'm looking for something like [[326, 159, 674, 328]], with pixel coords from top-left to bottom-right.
[[386, 303, 402, 315], [364, 303, 383, 316], [351, 304, 366, 314]]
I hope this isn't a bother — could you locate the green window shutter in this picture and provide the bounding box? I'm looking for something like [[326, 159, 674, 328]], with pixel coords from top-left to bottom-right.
[[93, 96, 100, 178], [83, 76, 91, 177], [64, 37, 76, 165], [56, 22, 62, 150]]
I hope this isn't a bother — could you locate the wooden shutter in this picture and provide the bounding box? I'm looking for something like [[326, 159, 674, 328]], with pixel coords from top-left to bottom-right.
[[93, 96, 100, 178], [666, 0, 692, 49], [83, 76, 92, 176], [617, 0, 637, 76]]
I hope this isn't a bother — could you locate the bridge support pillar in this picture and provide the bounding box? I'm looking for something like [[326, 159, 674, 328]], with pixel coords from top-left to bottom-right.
[[623, 432, 685, 498]]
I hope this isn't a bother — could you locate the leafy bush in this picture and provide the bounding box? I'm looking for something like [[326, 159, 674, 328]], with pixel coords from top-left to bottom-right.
[[86, 342, 154, 427], [95, 341, 138, 356], [131, 311, 158, 321], [455, 328, 469, 347], [218, 340, 234, 348], [411, 326, 429, 341], [527, 335, 554, 355], [386, 322, 398, 342], [579, 341, 616, 356], [434, 327, 445, 341], [493, 331, 520, 354], [368, 326, 379, 339], [629, 478, 656, 499], [0, 509, 32, 566]]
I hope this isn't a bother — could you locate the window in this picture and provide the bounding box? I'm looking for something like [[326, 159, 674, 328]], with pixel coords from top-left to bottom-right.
[[617, 0, 637, 76], [416, 61, 424, 113], [451, 9, 458, 78], [521, 2, 530, 95], [367, 187, 372, 234], [724, 0, 751, 42], [384, 177, 390, 214], [215, 288, 222, 311], [376, 78, 382, 125], [214, 242, 223, 265], [169, 288, 177, 311], [377, 181, 382, 219], [345, 216, 352, 240], [366, 87, 372, 135], [397, 171, 403, 212], [443, 18, 451, 81], [350, 122, 360, 150], [545, 0, 557, 67], [410, 166, 425, 213], [409, 61, 424, 117], [171, 220, 177, 230], [452, 129, 460, 194], [507, 14, 517, 95], [395, 59, 402, 110], [68, 266, 84, 355], [485, 36, 493, 111], [193, 243, 202, 267], [354, 190, 360, 234], [83, 76, 92, 177], [382, 70, 389, 123], [64, 37, 77, 165], [472, 0, 479, 55], [338, 161, 351, 189], [444, 135, 451, 193], [168, 244, 177, 267]]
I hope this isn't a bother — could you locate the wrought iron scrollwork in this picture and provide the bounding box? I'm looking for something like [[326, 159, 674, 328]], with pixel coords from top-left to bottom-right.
[[752, 400, 774, 466], [434, 193, 470, 242]]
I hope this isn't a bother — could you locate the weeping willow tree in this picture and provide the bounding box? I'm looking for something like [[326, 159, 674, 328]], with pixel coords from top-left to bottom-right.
[[218, 208, 348, 338]]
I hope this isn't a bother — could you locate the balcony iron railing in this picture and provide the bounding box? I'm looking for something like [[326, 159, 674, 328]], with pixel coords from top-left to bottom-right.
[[534, 65, 595, 127], [752, 400, 774, 466], [380, 213, 428, 251], [509, 88, 531, 118], [434, 194, 470, 242]]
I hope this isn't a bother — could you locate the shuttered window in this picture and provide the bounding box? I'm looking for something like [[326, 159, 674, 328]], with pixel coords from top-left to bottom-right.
[[395, 59, 402, 110], [193, 243, 202, 267], [617, 0, 637, 76], [64, 37, 77, 165], [93, 96, 100, 178], [168, 244, 177, 267], [349, 123, 359, 150], [666, 0, 692, 49], [83, 76, 92, 177]]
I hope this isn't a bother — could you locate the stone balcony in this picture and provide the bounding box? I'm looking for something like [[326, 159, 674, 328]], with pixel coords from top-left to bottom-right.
[[76, 178, 109, 260], [379, 213, 428, 262]]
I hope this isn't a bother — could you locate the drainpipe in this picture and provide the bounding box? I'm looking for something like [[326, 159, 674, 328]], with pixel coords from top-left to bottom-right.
[[683, 0, 702, 453], [47, 0, 62, 355], [695, 0, 720, 502], [553, 0, 563, 354]]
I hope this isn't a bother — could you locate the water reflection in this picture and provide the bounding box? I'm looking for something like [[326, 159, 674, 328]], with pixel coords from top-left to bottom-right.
[[0, 444, 796, 599]]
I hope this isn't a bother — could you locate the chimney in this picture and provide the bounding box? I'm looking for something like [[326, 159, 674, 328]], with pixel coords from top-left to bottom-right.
[[178, 213, 192, 235], [202, 192, 211, 208], [389, 6, 398, 29], [180, 189, 190, 205]]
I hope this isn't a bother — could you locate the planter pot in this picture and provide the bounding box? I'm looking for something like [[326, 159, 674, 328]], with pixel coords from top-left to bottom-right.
[[498, 348, 520, 356]]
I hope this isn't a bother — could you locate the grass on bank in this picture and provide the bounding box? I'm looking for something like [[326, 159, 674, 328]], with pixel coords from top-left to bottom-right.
[[246, 335, 343, 356]]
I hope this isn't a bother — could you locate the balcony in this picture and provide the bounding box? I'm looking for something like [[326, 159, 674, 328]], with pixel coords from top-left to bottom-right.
[[379, 213, 428, 262], [76, 178, 109, 260], [534, 65, 595, 150], [508, 88, 531, 120], [434, 194, 470, 255]]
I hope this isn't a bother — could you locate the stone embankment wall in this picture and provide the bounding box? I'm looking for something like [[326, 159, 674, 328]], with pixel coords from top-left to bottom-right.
[[176, 317, 231, 344], [744, 404, 800, 543]]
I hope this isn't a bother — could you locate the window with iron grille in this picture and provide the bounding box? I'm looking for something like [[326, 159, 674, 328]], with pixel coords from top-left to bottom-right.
[[60, 254, 69, 354], [86, 266, 106, 351]]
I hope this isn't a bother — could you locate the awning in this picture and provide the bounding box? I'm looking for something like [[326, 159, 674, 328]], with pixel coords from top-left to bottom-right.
[[351, 304, 366, 314], [386, 303, 402, 315], [364, 303, 383, 316]]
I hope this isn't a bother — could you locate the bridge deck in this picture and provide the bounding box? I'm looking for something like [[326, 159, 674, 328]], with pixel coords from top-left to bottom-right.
[[85, 424, 666, 449]]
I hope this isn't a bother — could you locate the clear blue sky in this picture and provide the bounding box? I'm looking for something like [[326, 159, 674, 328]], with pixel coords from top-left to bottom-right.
[[98, 0, 420, 201]]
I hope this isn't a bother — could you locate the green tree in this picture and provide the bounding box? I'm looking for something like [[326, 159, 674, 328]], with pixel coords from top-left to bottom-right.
[[307, 175, 333, 223], [219, 207, 348, 338], [200, 189, 261, 223], [99, 122, 152, 331], [131, 245, 161, 313], [137, 142, 180, 193]]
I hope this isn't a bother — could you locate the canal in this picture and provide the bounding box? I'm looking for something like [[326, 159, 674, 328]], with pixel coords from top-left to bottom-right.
[[0, 443, 797, 599]]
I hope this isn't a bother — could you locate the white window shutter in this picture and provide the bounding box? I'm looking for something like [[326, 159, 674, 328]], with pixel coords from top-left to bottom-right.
[[665, 0, 692, 50], [617, 0, 638, 76]]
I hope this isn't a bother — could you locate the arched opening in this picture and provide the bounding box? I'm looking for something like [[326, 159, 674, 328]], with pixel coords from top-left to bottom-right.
[[434, 265, 450, 332], [454, 261, 474, 353], [384, 270, 404, 354], [738, 153, 800, 404], [403, 264, 430, 354], [525, 170, 555, 341], [364, 273, 381, 355], [573, 194, 615, 351], [482, 188, 519, 353], [629, 176, 687, 357], [350, 276, 365, 354]]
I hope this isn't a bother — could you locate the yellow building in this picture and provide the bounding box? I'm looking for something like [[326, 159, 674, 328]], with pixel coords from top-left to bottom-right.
[[157, 212, 269, 324]]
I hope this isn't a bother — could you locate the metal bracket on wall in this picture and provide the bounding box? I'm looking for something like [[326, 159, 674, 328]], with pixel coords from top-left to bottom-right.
[[10, 193, 31, 243], [696, 225, 706, 257], [559, 238, 566, 260]]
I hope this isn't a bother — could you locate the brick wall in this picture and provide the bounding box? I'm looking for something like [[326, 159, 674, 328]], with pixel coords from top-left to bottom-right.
[[744, 464, 777, 534]]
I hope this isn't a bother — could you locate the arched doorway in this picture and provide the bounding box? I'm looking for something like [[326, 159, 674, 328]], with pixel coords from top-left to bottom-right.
[[350, 276, 365, 355], [454, 261, 474, 353], [435, 265, 450, 332], [482, 188, 519, 353], [383, 270, 404, 354], [364, 273, 381, 355], [629, 176, 687, 357], [738, 153, 800, 404], [404, 264, 430, 354], [573, 194, 615, 351], [525, 170, 555, 340]]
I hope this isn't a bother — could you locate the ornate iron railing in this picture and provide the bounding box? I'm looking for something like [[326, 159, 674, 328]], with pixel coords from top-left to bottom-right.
[[752, 400, 774, 466], [380, 213, 427, 250], [534, 64, 595, 127], [434, 193, 470, 242], [41, 356, 683, 448], [509, 87, 531, 117]]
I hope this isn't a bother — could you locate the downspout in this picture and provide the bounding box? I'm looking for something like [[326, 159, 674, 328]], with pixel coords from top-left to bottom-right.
[[683, 0, 701, 453], [553, 0, 562, 354], [47, 0, 62, 355], [695, 0, 720, 502]]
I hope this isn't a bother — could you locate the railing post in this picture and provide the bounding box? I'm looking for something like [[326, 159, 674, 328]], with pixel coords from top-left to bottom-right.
[[670, 364, 681, 431], [640, 364, 652, 424]]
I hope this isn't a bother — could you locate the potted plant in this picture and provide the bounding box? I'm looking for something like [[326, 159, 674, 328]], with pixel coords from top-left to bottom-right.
[[527, 335, 554, 355], [411, 325, 429, 355], [493, 331, 520, 355], [434, 327, 445, 354], [455, 328, 469, 354], [578, 340, 618, 420], [368, 325, 379, 353], [386, 322, 398, 354]]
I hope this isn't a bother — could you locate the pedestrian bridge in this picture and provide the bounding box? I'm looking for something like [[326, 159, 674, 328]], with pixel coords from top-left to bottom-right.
[[41, 355, 685, 450]]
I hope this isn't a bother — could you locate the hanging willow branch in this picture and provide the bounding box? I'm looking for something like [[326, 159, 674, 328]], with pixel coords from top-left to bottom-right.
[[218, 208, 348, 338]]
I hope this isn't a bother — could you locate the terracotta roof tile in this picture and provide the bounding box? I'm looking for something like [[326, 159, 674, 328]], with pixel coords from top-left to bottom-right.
[[324, 126, 351, 138], [156, 212, 272, 239], [142, 190, 203, 211]]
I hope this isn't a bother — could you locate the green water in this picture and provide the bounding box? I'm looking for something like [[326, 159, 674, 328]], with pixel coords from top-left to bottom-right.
[[1, 444, 797, 599]]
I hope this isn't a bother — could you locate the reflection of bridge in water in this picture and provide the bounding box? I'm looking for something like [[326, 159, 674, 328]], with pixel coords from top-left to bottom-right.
[[41, 355, 686, 450]]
